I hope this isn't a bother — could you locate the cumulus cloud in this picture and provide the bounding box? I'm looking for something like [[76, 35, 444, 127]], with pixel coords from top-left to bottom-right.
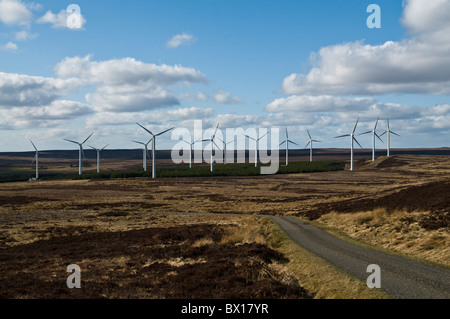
[[37, 8, 86, 29], [0, 0, 33, 26], [213, 90, 242, 104], [54, 55, 207, 112], [1, 42, 18, 51], [166, 33, 196, 48], [15, 30, 38, 41], [85, 107, 215, 127], [281, 0, 450, 95]]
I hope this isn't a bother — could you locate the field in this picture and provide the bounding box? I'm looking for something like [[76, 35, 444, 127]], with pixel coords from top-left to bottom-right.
[[0, 149, 449, 299]]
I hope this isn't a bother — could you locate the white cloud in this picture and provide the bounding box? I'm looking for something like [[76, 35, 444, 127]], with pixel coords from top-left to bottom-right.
[[0, 0, 33, 26], [281, 0, 450, 95], [1, 41, 18, 51], [213, 90, 242, 104], [54, 55, 207, 112], [166, 33, 196, 48], [37, 9, 86, 29], [0, 72, 84, 107], [15, 30, 38, 41], [85, 107, 214, 127]]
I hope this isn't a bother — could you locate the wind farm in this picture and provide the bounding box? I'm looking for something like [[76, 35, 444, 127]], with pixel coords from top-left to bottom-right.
[[0, 0, 449, 306]]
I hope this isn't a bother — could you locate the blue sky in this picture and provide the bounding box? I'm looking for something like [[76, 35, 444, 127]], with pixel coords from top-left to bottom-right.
[[0, 0, 449, 152]]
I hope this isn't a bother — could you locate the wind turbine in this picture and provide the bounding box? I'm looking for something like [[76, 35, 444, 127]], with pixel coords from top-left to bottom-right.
[[136, 123, 175, 179], [89, 144, 109, 173], [64, 133, 94, 175], [279, 128, 299, 165], [334, 119, 362, 171], [30, 140, 40, 180], [245, 131, 269, 168], [360, 117, 383, 161], [216, 136, 235, 165], [380, 118, 400, 157], [132, 139, 152, 171], [305, 130, 322, 162], [180, 137, 202, 168], [202, 123, 221, 172]]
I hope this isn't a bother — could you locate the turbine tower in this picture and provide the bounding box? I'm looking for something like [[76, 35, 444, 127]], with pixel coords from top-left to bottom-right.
[[334, 119, 362, 171], [136, 123, 175, 179], [64, 133, 94, 175], [304, 130, 321, 162], [30, 140, 39, 180], [245, 131, 268, 168], [380, 118, 400, 157], [279, 128, 298, 165], [202, 123, 221, 172], [132, 139, 152, 171], [180, 137, 202, 168], [89, 144, 109, 173], [360, 117, 383, 161]]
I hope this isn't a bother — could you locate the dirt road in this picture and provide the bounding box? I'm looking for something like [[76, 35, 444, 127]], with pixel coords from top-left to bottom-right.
[[268, 216, 450, 299]]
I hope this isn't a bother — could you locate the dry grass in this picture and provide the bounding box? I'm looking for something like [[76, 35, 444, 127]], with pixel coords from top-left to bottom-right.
[[317, 209, 449, 268], [219, 216, 268, 246]]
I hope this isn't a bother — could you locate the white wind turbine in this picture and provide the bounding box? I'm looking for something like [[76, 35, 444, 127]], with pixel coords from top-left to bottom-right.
[[359, 117, 383, 161], [334, 119, 363, 171], [179, 137, 202, 168], [30, 140, 40, 180], [279, 128, 298, 165], [380, 118, 400, 157], [216, 136, 235, 165], [305, 130, 322, 162], [202, 123, 221, 172], [132, 139, 152, 172], [64, 133, 94, 175], [245, 131, 269, 168], [136, 123, 175, 179], [89, 144, 109, 173]]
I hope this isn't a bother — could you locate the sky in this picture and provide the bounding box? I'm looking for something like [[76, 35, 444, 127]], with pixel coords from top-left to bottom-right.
[[0, 0, 449, 152]]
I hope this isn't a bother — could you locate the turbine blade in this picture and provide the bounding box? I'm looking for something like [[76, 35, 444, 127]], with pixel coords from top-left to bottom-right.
[[31, 155, 36, 165], [136, 123, 154, 136], [387, 118, 390, 130], [245, 135, 256, 141], [30, 140, 38, 151], [288, 140, 299, 146], [307, 130, 312, 140], [280, 140, 286, 146], [156, 127, 175, 137], [64, 139, 80, 145], [304, 141, 311, 149], [212, 123, 220, 139], [257, 131, 269, 141], [359, 131, 372, 135], [352, 118, 360, 134], [312, 140, 321, 143], [380, 131, 387, 137], [213, 141, 220, 150], [81, 132, 94, 145], [285, 128, 288, 139], [81, 146, 86, 160], [374, 117, 379, 130], [88, 145, 97, 151], [101, 145, 109, 151], [353, 137, 363, 149], [375, 133, 384, 143], [132, 140, 145, 146], [335, 134, 350, 138], [391, 131, 400, 137]]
